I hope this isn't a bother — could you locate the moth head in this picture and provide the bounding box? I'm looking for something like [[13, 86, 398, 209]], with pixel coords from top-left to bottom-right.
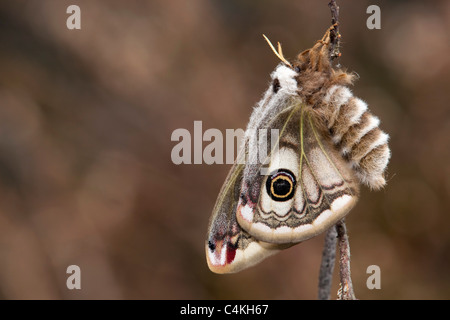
[[264, 27, 355, 106]]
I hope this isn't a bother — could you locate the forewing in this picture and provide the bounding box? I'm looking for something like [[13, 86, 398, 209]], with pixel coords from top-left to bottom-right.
[[205, 150, 290, 274]]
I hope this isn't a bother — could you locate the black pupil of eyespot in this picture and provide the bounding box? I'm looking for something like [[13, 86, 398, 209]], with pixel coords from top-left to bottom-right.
[[266, 169, 296, 202], [273, 179, 290, 196]]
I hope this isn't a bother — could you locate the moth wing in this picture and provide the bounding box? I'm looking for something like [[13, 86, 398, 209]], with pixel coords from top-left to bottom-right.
[[236, 106, 360, 244], [206, 149, 290, 274]]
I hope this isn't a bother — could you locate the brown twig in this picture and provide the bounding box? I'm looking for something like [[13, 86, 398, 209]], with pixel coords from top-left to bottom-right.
[[329, 0, 356, 301], [317, 0, 356, 301], [328, 0, 341, 60], [317, 226, 337, 300], [336, 219, 356, 300]]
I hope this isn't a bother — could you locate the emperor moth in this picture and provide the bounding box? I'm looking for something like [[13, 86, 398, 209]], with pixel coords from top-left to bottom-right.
[[206, 27, 390, 274]]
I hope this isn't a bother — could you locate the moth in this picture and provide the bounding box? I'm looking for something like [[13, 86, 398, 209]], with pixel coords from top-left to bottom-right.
[[206, 27, 390, 274]]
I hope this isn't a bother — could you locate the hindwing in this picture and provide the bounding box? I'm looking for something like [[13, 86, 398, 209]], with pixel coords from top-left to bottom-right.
[[236, 104, 359, 244]]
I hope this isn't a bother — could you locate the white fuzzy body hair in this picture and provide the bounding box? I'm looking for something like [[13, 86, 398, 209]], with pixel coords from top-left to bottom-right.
[[246, 64, 298, 133]]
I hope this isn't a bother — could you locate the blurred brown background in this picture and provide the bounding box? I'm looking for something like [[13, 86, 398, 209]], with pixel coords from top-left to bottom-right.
[[0, 0, 448, 299]]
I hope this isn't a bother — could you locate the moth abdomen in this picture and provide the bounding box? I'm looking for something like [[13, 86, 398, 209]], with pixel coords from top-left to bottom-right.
[[323, 85, 390, 190]]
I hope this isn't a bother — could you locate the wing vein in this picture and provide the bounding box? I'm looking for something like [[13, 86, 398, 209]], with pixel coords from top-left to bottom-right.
[[298, 107, 313, 218]]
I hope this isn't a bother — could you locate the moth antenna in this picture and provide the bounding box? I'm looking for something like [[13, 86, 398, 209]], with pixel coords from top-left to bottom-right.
[[262, 34, 293, 68], [277, 42, 283, 57]]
